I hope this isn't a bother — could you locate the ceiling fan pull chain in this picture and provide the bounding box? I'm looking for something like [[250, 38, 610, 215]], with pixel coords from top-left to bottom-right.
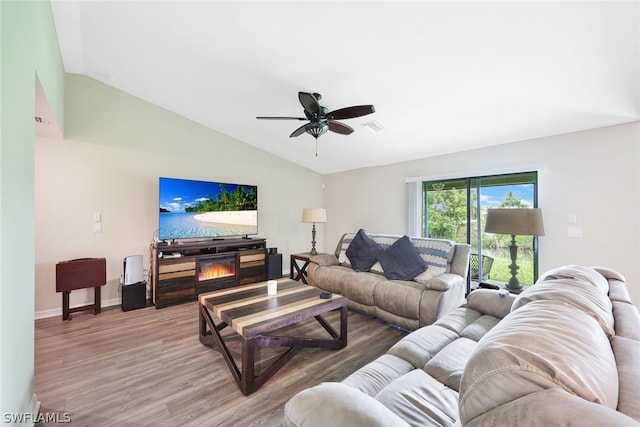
[[315, 139, 318, 157]]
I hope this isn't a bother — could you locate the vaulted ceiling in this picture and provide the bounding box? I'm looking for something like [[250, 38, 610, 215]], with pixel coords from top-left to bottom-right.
[[48, 1, 640, 174]]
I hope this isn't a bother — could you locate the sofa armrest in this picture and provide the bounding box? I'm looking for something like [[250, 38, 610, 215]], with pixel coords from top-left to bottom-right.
[[422, 273, 463, 292], [310, 254, 340, 267], [593, 266, 626, 282], [465, 288, 516, 319], [284, 382, 411, 427]]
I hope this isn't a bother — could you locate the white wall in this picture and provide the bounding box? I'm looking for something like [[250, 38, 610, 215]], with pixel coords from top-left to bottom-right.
[[323, 122, 640, 304], [35, 74, 324, 315]]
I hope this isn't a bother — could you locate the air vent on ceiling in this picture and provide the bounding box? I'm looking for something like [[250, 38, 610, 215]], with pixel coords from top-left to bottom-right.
[[362, 120, 385, 133]]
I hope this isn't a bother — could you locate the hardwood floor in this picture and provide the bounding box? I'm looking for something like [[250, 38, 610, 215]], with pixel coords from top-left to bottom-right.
[[34, 301, 407, 426]]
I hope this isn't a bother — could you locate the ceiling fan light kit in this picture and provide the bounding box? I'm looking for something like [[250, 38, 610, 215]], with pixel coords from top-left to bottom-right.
[[257, 91, 375, 155], [304, 122, 329, 138]]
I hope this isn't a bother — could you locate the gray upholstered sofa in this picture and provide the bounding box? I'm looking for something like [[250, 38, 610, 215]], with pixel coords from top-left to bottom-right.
[[284, 265, 640, 426], [307, 231, 471, 330]]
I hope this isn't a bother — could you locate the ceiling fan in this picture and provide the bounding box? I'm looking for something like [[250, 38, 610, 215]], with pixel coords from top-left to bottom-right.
[[257, 92, 375, 140]]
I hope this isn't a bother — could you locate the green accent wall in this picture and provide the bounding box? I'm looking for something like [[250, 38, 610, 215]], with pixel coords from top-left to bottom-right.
[[0, 0, 64, 417]]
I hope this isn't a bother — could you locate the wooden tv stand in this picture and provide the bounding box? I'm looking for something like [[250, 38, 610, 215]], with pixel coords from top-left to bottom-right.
[[151, 237, 267, 308]]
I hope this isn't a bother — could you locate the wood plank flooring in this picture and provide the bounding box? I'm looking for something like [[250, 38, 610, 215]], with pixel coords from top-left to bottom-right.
[[34, 300, 407, 427]]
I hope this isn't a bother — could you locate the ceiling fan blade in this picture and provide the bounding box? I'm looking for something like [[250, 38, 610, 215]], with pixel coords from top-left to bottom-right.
[[298, 92, 320, 115], [256, 116, 307, 120], [327, 105, 375, 120], [290, 124, 308, 137], [327, 121, 354, 135]]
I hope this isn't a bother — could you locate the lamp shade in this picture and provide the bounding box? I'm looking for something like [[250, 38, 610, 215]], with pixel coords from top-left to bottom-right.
[[485, 208, 545, 236], [301, 208, 327, 223]]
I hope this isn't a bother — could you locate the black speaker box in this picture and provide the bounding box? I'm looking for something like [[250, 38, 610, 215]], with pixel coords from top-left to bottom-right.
[[267, 253, 283, 280], [122, 281, 147, 311]]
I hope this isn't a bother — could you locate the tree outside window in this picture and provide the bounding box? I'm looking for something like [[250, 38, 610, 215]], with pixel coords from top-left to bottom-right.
[[423, 172, 539, 285]]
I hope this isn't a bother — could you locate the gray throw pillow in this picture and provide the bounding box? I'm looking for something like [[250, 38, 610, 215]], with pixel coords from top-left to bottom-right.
[[345, 229, 383, 272], [377, 235, 427, 280]]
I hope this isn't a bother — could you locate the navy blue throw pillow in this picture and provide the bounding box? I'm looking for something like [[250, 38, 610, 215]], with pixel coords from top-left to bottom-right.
[[377, 236, 427, 280], [345, 229, 383, 272]]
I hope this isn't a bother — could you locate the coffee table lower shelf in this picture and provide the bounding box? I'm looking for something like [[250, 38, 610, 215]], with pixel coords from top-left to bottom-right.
[[198, 279, 348, 395]]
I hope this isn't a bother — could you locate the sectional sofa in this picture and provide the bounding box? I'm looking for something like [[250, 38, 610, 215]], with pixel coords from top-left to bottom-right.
[[284, 265, 640, 426], [307, 231, 471, 330]]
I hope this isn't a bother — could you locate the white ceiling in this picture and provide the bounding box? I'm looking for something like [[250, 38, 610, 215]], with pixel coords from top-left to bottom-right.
[[47, 1, 640, 174]]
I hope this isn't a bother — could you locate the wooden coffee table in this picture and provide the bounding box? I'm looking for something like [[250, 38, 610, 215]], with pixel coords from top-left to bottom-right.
[[198, 278, 348, 395]]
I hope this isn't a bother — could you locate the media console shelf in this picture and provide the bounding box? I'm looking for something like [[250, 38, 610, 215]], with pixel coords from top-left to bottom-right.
[[151, 237, 267, 308]]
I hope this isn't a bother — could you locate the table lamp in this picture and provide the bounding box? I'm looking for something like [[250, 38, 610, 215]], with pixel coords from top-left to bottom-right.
[[484, 208, 544, 291], [302, 208, 327, 255]]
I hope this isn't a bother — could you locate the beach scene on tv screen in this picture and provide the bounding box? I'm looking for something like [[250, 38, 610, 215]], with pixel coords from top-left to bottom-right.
[[159, 178, 257, 240]]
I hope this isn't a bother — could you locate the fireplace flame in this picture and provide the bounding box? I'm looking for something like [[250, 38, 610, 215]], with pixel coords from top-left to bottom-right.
[[199, 261, 236, 281]]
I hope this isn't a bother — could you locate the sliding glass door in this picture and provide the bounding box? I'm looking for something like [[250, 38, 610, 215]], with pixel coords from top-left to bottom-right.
[[423, 172, 539, 285]]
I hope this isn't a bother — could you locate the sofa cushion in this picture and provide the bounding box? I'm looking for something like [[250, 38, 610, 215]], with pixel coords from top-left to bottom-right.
[[424, 336, 477, 391], [341, 271, 385, 306], [462, 389, 640, 427], [512, 278, 615, 337], [433, 307, 482, 335], [343, 354, 415, 397], [337, 233, 457, 280], [283, 382, 411, 427], [459, 314, 502, 342], [412, 238, 456, 282], [612, 301, 640, 341], [346, 229, 383, 272], [308, 264, 353, 294], [459, 299, 619, 424], [373, 279, 424, 321], [337, 232, 388, 266], [611, 335, 640, 421], [377, 236, 427, 280], [388, 325, 459, 369], [375, 369, 460, 427], [536, 264, 609, 294]]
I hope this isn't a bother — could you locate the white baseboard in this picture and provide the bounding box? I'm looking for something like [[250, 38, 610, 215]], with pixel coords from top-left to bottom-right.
[[28, 394, 41, 427], [10, 393, 41, 427], [34, 297, 122, 320]]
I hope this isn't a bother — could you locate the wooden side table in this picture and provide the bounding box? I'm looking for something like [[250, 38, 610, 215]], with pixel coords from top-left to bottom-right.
[[290, 252, 326, 284], [55, 257, 106, 320]]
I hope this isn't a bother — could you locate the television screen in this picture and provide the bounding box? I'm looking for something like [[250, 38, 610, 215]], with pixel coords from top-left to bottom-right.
[[159, 177, 258, 241]]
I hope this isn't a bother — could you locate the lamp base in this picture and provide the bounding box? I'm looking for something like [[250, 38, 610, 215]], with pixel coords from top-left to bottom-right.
[[309, 223, 318, 256], [505, 280, 523, 292], [506, 235, 523, 291]]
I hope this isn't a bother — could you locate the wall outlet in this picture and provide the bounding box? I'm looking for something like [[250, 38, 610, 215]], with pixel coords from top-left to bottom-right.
[[568, 226, 582, 237]]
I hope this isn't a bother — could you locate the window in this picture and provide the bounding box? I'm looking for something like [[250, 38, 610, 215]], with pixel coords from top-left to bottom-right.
[[418, 171, 539, 285]]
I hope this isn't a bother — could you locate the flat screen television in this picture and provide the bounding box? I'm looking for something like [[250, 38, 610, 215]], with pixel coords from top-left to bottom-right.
[[158, 177, 258, 241]]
